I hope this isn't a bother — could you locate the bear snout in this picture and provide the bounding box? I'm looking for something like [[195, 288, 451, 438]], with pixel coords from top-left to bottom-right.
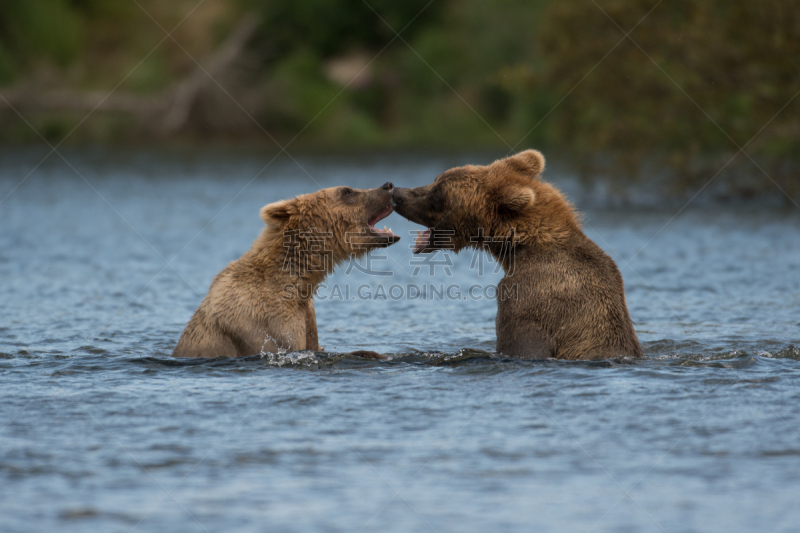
[[392, 187, 409, 207], [391, 187, 432, 227], [392, 188, 423, 218]]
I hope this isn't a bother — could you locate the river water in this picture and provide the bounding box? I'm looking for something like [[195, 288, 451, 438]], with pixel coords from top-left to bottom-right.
[[2, 149, 799, 532]]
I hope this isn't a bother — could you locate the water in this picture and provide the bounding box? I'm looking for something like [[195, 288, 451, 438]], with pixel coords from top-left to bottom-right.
[[2, 148, 799, 532]]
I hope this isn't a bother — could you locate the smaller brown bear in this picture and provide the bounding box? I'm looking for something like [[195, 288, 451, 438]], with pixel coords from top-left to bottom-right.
[[393, 151, 641, 360], [173, 183, 399, 358]]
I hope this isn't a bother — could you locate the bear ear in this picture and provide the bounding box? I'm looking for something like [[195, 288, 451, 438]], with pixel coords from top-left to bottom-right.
[[503, 149, 545, 178], [260, 199, 296, 226], [493, 182, 535, 216]]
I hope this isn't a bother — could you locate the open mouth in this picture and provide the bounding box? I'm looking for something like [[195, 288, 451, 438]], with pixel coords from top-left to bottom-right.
[[413, 228, 432, 253], [368, 204, 399, 240]]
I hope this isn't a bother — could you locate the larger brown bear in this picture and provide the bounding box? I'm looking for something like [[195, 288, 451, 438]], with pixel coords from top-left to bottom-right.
[[393, 151, 641, 360], [173, 183, 399, 358]]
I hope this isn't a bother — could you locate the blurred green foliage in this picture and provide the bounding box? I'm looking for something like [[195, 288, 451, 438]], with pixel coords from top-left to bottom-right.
[[537, 0, 800, 193], [247, 0, 440, 60], [0, 0, 83, 79], [1, 0, 798, 196]]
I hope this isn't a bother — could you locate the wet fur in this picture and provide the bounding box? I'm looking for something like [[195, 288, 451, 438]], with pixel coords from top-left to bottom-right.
[[173, 185, 397, 358], [393, 150, 642, 360]]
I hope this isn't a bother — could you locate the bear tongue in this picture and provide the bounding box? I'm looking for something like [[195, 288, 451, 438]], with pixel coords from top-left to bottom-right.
[[413, 229, 431, 253]]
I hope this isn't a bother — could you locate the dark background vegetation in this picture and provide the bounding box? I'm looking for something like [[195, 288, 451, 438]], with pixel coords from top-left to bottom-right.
[[0, 0, 798, 198]]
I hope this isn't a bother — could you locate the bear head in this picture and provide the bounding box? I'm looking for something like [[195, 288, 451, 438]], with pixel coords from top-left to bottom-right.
[[259, 182, 400, 278], [393, 150, 580, 261]]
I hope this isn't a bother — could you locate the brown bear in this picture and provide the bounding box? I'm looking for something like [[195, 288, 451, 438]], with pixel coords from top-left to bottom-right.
[[393, 150, 641, 360], [173, 183, 399, 358]]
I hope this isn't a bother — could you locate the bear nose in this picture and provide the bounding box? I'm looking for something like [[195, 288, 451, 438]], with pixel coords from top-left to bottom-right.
[[382, 181, 394, 191]]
